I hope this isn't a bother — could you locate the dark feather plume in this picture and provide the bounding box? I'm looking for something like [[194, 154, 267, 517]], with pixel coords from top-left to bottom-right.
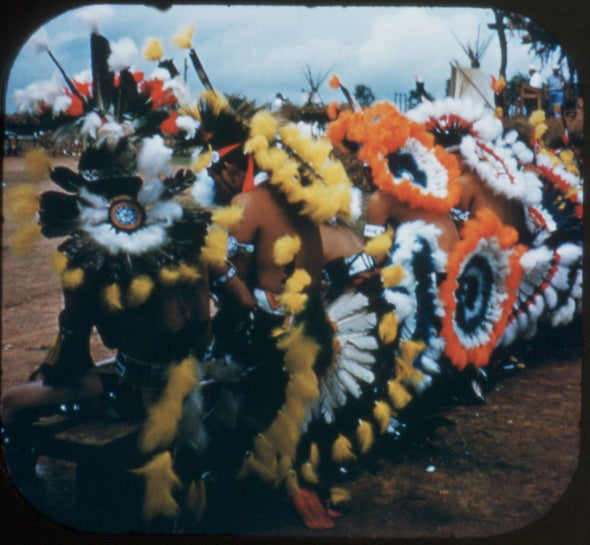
[[39, 191, 80, 238], [91, 32, 115, 112]]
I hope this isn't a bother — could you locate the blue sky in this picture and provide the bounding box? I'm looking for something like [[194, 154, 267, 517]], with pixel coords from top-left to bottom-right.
[[4, 3, 567, 114]]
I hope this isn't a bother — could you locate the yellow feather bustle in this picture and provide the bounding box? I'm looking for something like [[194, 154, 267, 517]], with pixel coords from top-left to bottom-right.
[[528, 110, 546, 128], [373, 400, 392, 434], [126, 275, 155, 307], [142, 38, 164, 61], [132, 451, 181, 520], [381, 264, 404, 288], [212, 204, 244, 230], [171, 23, 195, 50], [264, 411, 300, 459], [278, 268, 311, 315], [200, 225, 229, 268], [356, 420, 374, 454], [5, 184, 39, 223], [309, 442, 320, 468], [10, 224, 42, 257], [140, 357, 199, 454], [378, 312, 399, 345], [102, 283, 124, 312], [61, 268, 85, 290], [273, 235, 302, 265], [332, 434, 357, 463], [178, 263, 202, 283], [364, 228, 394, 260], [24, 149, 52, 181], [387, 380, 413, 410]]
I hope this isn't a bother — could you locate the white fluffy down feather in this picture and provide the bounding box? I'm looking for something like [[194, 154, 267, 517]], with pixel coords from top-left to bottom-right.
[[108, 37, 138, 71], [138, 135, 174, 180]]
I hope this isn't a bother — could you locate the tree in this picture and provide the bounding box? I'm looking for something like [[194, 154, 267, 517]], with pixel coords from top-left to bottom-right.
[[353, 84, 375, 107]]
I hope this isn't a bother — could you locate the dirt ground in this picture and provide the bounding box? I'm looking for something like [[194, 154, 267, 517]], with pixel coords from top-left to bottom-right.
[[1, 156, 588, 543]]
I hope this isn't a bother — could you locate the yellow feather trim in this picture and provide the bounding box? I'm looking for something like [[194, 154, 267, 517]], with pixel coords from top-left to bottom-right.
[[356, 420, 374, 454], [264, 410, 299, 459], [387, 380, 413, 410], [24, 149, 52, 181], [284, 269, 312, 294], [171, 23, 194, 49], [10, 224, 42, 257], [253, 433, 277, 467], [142, 38, 164, 61], [132, 451, 181, 520], [273, 235, 302, 266], [102, 283, 123, 312], [255, 146, 289, 173], [61, 268, 85, 290], [332, 434, 357, 463], [330, 487, 351, 506], [191, 148, 212, 173], [278, 326, 321, 376], [278, 455, 293, 482], [373, 400, 392, 434], [50, 251, 69, 275], [249, 110, 279, 141], [378, 312, 399, 345], [127, 275, 155, 307], [200, 225, 228, 268], [284, 395, 306, 424], [140, 357, 198, 454], [396, 340, 425, 380], [212, 204, 244, 229], [309, 442, 320, 468], [244, 134, 269, 155], [238, 453, 279, 484], [381, 264, 404, 288], [277, 291, 307, 315], [320, 161, 349, 188], [179, 263, 202, 283], [364, 228, 394, 260], [5, 184, 39, 223], [300, 462, 319, 484], [159, 266, 182, 286]]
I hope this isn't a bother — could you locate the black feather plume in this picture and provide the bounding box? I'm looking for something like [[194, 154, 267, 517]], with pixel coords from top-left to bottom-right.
[[39, 191, 80, 238]]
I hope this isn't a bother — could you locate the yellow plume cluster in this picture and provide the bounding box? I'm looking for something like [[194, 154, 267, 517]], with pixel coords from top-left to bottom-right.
[[212, 204, 244, 229], [200, 224, 229, 268], [61, 268, 85, 290], [373, 400, 392, 434], [381, 264, 404, 288], [142, 38, 164, 61], [364, 228, 394, 260], [356, 420, 374, 454], [387, 379, 413, 410], [378, 312, 399, 345], [102, 283, 123, 312], [559, 149, 580, 176], [191, 147, 212, 173], [171, 23, 195, 49], [332, 434, 357, 463], [50, 251, 69, 275], [159, 266, 182, 286], [278, 269, 311, 315], [395, 339, 426, 391], [273, 235, 301, 265], [300, 462, 319, 484], [240, 116, 353, 224], [140, 357, 199, 454], [5, 184, 39, 223], [24, 149, 52, 181], [132, 451, 181, 520], [126, 275, 155, 307], [10, 224, 42, 257], [249, 111, 279, 141], [330, 487, 351, 506]]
